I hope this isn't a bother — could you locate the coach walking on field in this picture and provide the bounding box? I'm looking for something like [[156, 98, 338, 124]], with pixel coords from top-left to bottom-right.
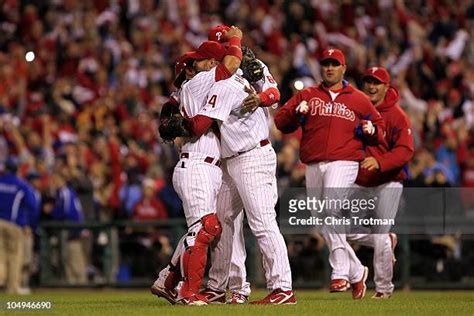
[[274, 48, 385, 300], [347, 66, 414, 299]]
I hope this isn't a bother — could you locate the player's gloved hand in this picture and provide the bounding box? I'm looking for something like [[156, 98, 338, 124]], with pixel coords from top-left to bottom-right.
[[241, 57, 264, 83], [295, 100, 309, 115], [241, 86, 260, 114], [361, 120, 375, 136], [159, 113, 191, 143]]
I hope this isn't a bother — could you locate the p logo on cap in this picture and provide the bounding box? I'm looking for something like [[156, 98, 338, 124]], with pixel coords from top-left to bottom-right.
[[320, 48, 345, 65], [208, 25, 231, 43], [363, 67, 390, 84]]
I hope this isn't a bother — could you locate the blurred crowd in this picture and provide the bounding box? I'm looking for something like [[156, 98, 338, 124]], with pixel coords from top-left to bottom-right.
[[1, 0, 473, 288]]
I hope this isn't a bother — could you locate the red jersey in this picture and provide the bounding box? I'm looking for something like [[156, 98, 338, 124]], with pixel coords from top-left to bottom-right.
[[356, 87, 415, 187], [275, 82, 385, 163]]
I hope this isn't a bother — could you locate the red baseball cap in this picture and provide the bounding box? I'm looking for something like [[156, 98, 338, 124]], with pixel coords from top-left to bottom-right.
[[188, 41, 226, 62], [320, 48, 345, 65], [363, 67, 390, 84], [173, 52, 194, 88], [208, 25, 231, 43]]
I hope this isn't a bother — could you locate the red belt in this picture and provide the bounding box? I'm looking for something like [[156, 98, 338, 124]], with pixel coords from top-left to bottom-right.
[[259, 139, 270, 147], [180, 153, 221, 167], [237, 139, 270, 155]]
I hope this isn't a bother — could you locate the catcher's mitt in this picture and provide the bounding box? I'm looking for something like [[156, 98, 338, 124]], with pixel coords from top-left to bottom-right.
[[159, 113, 192, 143], [160, 101, 180, 120], [241, 46, 264, 83]]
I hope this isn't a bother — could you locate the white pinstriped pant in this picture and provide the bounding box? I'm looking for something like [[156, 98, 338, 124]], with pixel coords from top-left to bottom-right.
[[159, 154, 222, 290], [208, 144, 292, 292], [306, 160, 365, 283], [211, 199, 269, 297], [172, 153, 222, 227], [227, 212, 251, 295], [207, 188, 263, 296], [347, 181, 403, 293]]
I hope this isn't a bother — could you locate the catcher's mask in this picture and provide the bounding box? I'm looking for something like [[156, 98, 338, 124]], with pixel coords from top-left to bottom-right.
[[174, 52, 194, 88]]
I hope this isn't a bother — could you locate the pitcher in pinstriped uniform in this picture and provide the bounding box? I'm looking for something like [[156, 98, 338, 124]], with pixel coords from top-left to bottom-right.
[[189, 71, 296, 305], [202, 25, 282, 305]]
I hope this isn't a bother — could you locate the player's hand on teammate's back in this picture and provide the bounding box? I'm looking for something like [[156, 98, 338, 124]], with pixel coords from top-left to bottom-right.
[[226, 25, 243, 39], [242, 94, 261, 113], [361, 156, 380, 171], [241, 86, 260, 114], [295, 100, 309, 115]]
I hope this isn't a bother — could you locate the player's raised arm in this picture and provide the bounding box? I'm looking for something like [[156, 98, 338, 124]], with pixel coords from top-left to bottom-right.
[[178, 40, 240, 137], [221, 26, 243, 75], [209, 26, 278, 112]]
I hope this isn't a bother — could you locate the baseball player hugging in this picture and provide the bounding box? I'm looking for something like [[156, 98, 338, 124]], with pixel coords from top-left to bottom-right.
[[203, 25, 281, 304], [153, 27, 243, 306], [184, 68, 296, 304]]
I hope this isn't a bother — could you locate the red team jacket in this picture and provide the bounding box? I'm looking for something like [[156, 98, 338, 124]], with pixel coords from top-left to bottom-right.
[[356, 87, 414, 187], [274, 82, 385, 163]]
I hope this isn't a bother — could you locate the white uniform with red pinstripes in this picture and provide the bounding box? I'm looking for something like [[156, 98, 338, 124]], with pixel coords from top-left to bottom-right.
[[227, 61, 278, 296], [347, 181, 403, 294], [155, 65, 232, 290], [172, 67, 223, 227], [305, 161, 365, 283], [202, 74, 292, 292]]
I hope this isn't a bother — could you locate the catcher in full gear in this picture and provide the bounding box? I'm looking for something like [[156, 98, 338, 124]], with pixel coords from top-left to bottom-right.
[[152, 31, 244, 305]]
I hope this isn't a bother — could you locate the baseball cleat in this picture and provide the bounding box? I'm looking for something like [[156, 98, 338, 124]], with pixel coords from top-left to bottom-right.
[[150, 284, 178, 305], [249, 289, 296, 305], [174, 281, 209, 306], [199, 288, 226, 304], [389, 232, 398, 266], [329, 279, 350, 292], [372, 292, 392, 299], [351, 266, 369, 300], [176, 293, 208, 306], [227, 292, 249, 304]]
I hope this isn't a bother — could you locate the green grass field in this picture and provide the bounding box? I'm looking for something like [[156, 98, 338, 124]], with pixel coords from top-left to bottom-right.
[[1, 289, 473, 316]]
